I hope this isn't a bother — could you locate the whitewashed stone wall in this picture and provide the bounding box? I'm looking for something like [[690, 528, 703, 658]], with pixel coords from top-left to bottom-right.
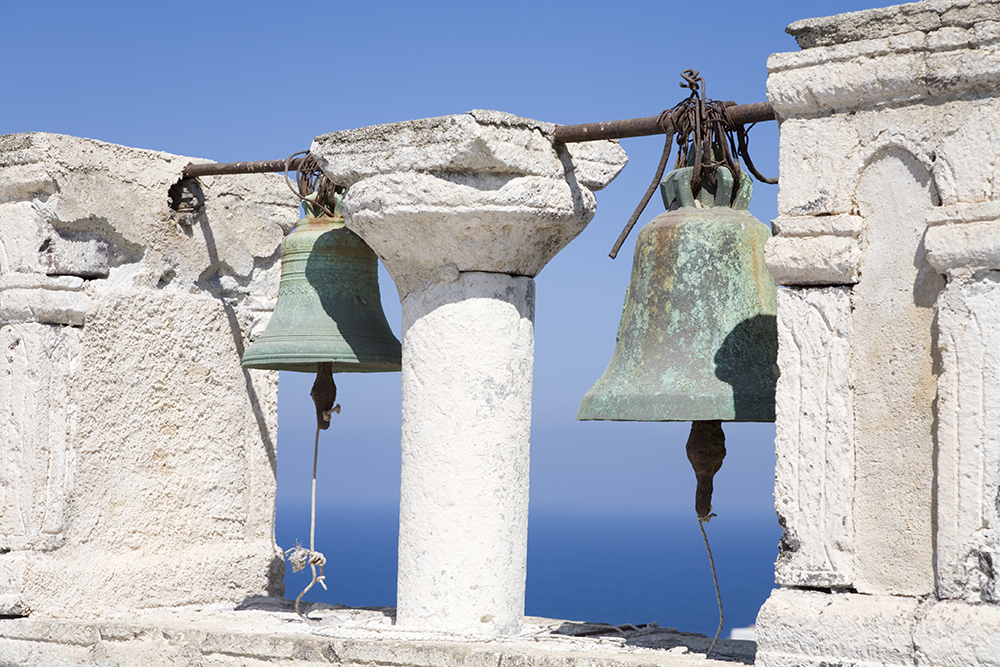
[[759, 1, 1000, 665], [0, 133, 297, 617]]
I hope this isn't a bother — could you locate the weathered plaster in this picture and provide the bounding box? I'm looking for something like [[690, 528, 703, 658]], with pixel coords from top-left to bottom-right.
[[773, 287, 854, 588], [850, 146, 942, 597], [0, 133, 297, 617]]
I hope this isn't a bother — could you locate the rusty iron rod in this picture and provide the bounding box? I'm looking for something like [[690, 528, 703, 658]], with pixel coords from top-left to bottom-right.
[[182, 157, 307, 179], [552, 101, 775, 144], [178, 101, 776, 178]]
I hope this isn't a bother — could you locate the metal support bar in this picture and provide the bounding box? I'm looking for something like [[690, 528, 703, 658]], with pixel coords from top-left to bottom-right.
[[551, 101, 775, 144], [182, 157, 306, 179], [179, 101, 776, 178]]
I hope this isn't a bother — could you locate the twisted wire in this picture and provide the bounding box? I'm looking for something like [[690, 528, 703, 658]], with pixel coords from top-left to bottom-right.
[[609, 69, 775, 257]]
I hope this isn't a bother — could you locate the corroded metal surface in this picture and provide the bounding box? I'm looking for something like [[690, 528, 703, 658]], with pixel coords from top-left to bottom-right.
[[241, 213, 401, 373], [552, 101, 775, 144], [578, 167, 777, 422]]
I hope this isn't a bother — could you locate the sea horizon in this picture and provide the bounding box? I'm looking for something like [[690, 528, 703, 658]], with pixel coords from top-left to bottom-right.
[[275, 499, 780, 638]]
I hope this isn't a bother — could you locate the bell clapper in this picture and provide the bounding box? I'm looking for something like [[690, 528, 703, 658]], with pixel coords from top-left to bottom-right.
[[686, 420, 726, 520], [685, 420, 726, 658], [287, 362, 339, 623]]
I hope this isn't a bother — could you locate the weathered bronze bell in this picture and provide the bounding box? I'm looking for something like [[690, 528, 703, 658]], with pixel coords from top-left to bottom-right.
[[241, 200, 401, 374], [577, 165, 777, 423]]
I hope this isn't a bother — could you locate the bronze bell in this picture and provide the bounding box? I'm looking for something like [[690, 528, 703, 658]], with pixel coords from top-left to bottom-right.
[[577, 165, 777, 423], [241, 195, 401, 374]]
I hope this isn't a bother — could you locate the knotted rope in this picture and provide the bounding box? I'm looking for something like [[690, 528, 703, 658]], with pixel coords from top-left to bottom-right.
[[285, 362, 340, 623]]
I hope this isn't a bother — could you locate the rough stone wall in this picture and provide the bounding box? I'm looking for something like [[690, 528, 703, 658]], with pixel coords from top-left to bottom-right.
[[0, 133, 297, 617], [759, 0, 1000, 665]]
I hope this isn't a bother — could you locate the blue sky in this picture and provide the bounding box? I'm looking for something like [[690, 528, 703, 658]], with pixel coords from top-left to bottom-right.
[[1, 0, 879, 518]]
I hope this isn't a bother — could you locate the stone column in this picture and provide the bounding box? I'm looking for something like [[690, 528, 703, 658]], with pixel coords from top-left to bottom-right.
[[757, 2, 1000, 665], [312, 111, 626, 635]]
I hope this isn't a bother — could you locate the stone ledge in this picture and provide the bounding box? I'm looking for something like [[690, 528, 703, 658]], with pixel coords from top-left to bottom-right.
[[0, 601, 756, 667], [786, 0, 1000, 49], [926, 199, 1000, 225], [768, 40, 1000, 117], [771, 215, 863, 237], [0, 274, 90, 326], [756, 588, 1000, 667], [767, 0, 1000, 118], [925, 202, 1000, 274], [765, 236, 861, 285]]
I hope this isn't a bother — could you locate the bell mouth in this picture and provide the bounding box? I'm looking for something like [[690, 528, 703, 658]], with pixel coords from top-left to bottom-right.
[[240, 216, 401, 374], [577, 193, 777, 424], [241, 359, 402, 374], [576, 386, 775, 423]]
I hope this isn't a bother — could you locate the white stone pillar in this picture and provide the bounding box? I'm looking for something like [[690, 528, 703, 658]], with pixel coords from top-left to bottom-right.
[[758, 2, 1000, 665], [398, 273, 533, 634], [312, 111, 626, 635]]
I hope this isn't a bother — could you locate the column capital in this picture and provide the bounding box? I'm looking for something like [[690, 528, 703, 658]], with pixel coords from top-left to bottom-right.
[[311, 110, 627, 298]]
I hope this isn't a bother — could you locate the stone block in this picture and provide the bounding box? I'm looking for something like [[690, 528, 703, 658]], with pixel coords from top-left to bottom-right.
[[0, 201, 51, 275], [926, 218, 1000, 275], [37, 232, 109, 278], [756, 588, 920, 667], [914, 600, 1000, 666], [773, 287, 854, 588], [976, 19, 1000, 43], [0, 323, 82, 555], [0, 275, 90, 326], [771, 116, 860, 217], [784, 0, 1000, 49], [765, 235, 861, 286], [771, 214, 864, 237], [0, 162, 57, 205]]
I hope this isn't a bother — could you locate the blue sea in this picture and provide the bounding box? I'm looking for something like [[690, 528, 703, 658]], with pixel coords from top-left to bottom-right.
[[275, 501, 780, 638]]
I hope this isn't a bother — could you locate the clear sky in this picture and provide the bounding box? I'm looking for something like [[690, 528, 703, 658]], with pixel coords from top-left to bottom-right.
[[1, 0, 879, 519]]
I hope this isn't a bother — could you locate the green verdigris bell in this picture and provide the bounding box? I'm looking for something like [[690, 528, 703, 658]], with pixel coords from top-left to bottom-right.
[[577, 166, 777, 422], [241, 198, 401, 373]]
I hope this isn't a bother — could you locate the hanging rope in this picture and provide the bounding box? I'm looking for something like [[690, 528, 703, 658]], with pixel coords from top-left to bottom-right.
[[285, 362, 341, 623], [686, 420, 727, 659], [698, 519, 724, 659]]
